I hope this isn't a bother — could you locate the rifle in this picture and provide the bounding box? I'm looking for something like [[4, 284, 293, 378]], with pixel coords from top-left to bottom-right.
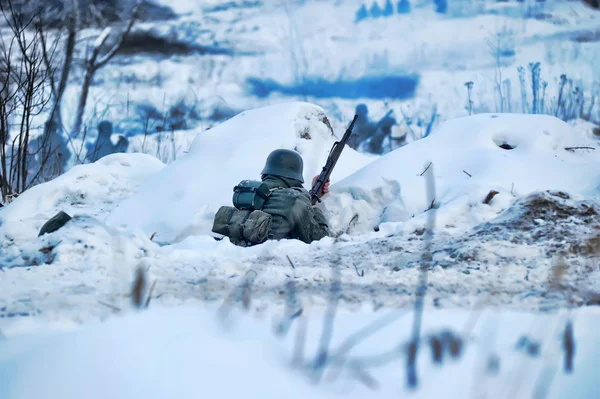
[[309, 114, 359, 205]]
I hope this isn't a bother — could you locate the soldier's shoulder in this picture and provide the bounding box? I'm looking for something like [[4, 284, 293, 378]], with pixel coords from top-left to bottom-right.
[[270, 187, 310, 203], [270, 186, 307, 195], [290, 187, 311, 199]]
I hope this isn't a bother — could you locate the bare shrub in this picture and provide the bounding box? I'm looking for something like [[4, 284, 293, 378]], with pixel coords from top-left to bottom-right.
[[0, 1, 57, 203], [466, 62, 599, 126], [9, 0, 175, 27], [127, 96, 202, 162], [71, 2, 140, 138]]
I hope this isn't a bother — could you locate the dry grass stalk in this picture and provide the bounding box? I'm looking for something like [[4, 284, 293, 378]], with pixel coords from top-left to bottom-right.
[[131, 266, 146, 308]]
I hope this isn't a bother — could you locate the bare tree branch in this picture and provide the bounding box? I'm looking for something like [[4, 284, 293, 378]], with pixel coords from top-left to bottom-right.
[[71, 0, 140, 138], [0, 0, 57, 200], [96, 3, 139, 68]]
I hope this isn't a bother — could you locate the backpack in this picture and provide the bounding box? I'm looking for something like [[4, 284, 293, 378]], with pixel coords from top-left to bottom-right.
[[211, 180, 274, 246], [232, 180, 271, 210]]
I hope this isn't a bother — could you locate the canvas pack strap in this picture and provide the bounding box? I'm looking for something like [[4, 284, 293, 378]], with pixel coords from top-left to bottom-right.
[[240, 211, 252, 232], [234, 185, 271, 199], [226, 207, 235, 224], [233, 185, 255, 193]]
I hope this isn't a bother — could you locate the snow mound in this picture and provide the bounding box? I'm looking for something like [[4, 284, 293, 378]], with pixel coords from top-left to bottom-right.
[[325, 113, 600, 234], [0, 307, 328, 399], [0, 153, 164, 240], [1, 306, 600, 399], [0, 153, 164, 270], [107, 102, 373, 244]]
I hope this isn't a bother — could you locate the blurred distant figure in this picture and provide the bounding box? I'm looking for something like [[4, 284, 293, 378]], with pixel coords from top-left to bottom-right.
[[348, 104, 399, 154], [383, 0, 394, 16], [355, 4, 368, 22], [347, 104, 376, 151], [27, 119, 71, 179], [365, 110, 398, 154], [370, 1, 383, 17], [397, 0, 411, 14], [434, 0, 448, 14], [85, 120, 129, 163]]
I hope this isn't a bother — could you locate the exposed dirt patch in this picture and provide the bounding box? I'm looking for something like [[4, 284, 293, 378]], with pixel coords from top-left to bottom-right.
[[571, 234, 600, 256], [471, 191, 599, 256], [322, 116, 334, 136], [518, 191, 596, 221], [299, 128, 311, 140]]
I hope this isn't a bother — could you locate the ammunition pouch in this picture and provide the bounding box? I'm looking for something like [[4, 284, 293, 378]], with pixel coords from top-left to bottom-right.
[[212, 206, 272, 246]]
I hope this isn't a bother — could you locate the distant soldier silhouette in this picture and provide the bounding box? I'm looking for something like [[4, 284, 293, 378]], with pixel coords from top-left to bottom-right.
[[348, 104, 398, 154], [85, 121, 129, 163], [366, 110, 398, 154], [347, 104, 376, 151], [434, 0, 447, 14], [382, 0, 394, 16], [370, 1, 383, 17], [355, 4, 368, 22], [397, 0, 411, 14], [27, 119, 71, 179]]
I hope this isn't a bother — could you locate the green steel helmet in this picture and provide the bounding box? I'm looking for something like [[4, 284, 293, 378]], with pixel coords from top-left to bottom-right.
[[261, 149, 304, 183]]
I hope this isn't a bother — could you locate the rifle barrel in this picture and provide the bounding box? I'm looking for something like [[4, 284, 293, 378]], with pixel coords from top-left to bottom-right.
[[310, 114, 358, 205]]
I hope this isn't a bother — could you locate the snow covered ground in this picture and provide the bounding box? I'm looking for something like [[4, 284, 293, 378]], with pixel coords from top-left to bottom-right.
[[1, 103, 598, 325], [2, 0, 600, 394], [328, 112, 600, 232], [1, 305, 599, 399], [1, 102, 599, 398]]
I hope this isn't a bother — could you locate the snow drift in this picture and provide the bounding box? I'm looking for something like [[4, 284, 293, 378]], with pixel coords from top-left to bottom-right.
[[0, 307, 328, 399], [324, 113, 600, 235], [1, 305, 599, 399], [106, 102, 373, 244], [105, 109, 599, 243], [0, 153, 164, 240], [0, 153, 165, 270]]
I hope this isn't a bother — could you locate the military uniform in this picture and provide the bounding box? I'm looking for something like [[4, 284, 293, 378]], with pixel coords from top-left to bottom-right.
[[261, 175, 330, 243], [212, 149, 331, 246]]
